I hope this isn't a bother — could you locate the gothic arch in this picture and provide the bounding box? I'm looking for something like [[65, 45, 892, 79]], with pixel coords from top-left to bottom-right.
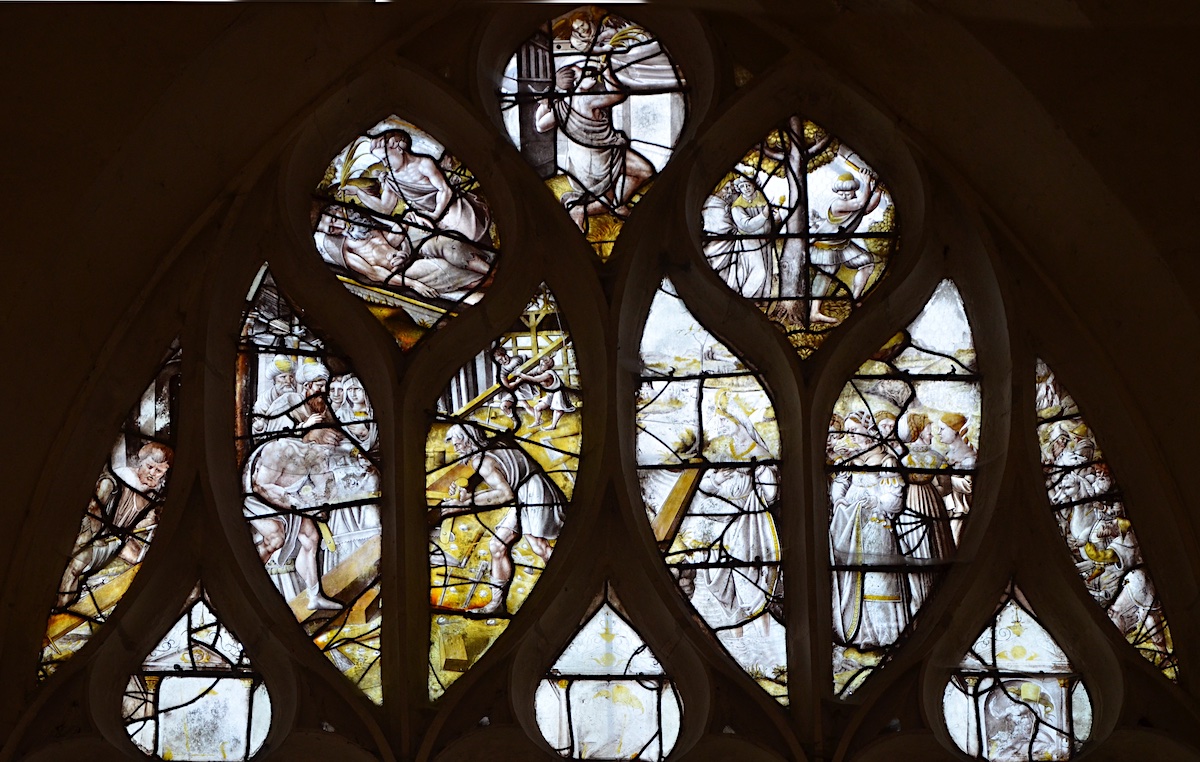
[[2, 5, 1198, 761]]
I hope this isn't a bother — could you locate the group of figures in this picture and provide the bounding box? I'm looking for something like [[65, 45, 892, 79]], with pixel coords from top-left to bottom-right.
[[1034, 361, 1176, 679], [635, 280, 787, 703], [40, 344, 180, 679], [943, 586, 1093, 761], [701, 116, 898, 358], [828, 280, 981, 696], [237, 271, 383, 703], [122, 586, 270, 761], [424, 286, 581, 698], [500, 5, 688, 260], [313, 117, 501, 350]]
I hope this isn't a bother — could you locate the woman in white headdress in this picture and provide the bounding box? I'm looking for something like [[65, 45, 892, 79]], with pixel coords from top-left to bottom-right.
[[830, 410, 907, 649], [896, 412, 955, 615], [336, 375, 378, 452]]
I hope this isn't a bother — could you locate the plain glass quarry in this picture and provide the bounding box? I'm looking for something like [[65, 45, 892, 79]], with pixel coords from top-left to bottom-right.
[[943, 585, 1092, 760], [535, 601, 681, 759], [123, 586, 271, 761]]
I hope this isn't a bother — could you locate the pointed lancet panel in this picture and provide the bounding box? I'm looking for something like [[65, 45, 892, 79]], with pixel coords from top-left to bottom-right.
[[830, 279, 980, 696], [535, 599, 682, 760], [636, 279, 787, 704], [40, 341, 181, 680], [700, 115, 898, 358], [1034, 360, 1177, 680], [943, 585, 1093, 761], [498, 5, 689, 261], [123, 585, 271, 761], [237, 269, 383, 704], [313, 115, 501, 350], [426, 283, 581, 699]]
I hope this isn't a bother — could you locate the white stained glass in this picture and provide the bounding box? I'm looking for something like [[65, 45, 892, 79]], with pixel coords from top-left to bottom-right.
[[1034, 359, 1178, 682], [553, 604, 663, 676], [910, 378, 981, 422], [807, 158, 895, 234], [943, 676, 1089, 761], [536, 679, 680, 760], [966, 599, 1072, 672], [156, 677, 265, 761], [536, 602, 681, 760], [893, 279, 976, 374], [635, 379, 700, 466], [143, 598, 244, 670], [640, 280, 747, 377], [944, 589, 1092, 761], [1071, 681, 1093, 742], [125, 589, 271, 761], [700, 384, 779, 462]]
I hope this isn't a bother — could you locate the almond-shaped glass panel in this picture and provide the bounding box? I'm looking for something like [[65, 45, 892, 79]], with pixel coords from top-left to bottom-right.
[[943, 585, 1092, 761], [535, 600, 682, 760], [636, 279, 787, 704], [499, 5, 688, 261], [1034, 360, 1177, 680], [830, 279, 979, 697], [237, 269, 382, 704], [426, 284, 581, 699], [700, 116, 898, 358], [123, 585, 271, 761], [40, 341, 181, 680], [313, 116, 500, 350]]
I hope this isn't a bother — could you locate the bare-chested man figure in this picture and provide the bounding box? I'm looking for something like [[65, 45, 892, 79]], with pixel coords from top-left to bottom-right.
[[339, 129, 491, 244], [244, 436, 343, 611], [317, 205, 494, 300], [534, 63, 654, 230]]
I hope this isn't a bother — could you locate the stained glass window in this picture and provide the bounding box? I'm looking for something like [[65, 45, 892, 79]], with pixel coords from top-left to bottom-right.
[[237, 268, 383, 703], [40, 342, 181, 680], [123, 585, 270, 760], [535, 597, 681, 760], [943, 584, 1092, 761], [25, 16, 1199, 760], [829, 279, 979, 696], [313, 116, 500, 350], [426, 284, 581, 699], [1034, 360, 1177, 680], [499, 5, 688, 260], [700, 115, 897, 358], [635, 279, 786, 703]]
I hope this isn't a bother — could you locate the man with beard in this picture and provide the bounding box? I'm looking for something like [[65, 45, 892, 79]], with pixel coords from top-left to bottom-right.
[[339, 129, 491, 244], [262, 359, 342, 445], [244, 358, 348, 610], [57, 442, 173, 608], [436, 423, 566, 614], [534, 62, 654, 231], [252, 356, 296, 433]]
